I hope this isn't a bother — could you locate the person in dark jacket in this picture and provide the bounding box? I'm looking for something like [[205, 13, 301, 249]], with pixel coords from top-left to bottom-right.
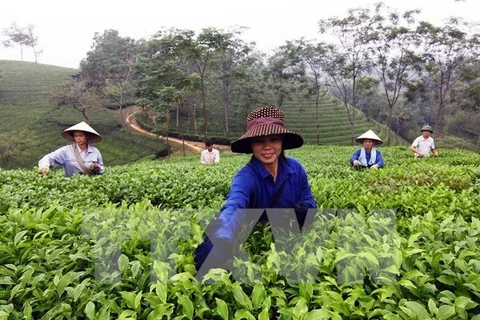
[[194, 105, 317, 277]]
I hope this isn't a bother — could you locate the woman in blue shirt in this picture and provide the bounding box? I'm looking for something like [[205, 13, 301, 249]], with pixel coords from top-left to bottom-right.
[[38, 121, 104, 177], [195, 106, 317, 276], [350, 130, 384, 169]]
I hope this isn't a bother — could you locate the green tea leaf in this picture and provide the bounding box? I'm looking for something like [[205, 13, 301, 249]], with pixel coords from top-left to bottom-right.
[[215, 298, 229, 320], [437, 275, 455, 286], [120, 291, 137, 309], [304, 309, 333, 320], [85, 301, 95, 320], [73, 279, 89, 302], [252, 283, 266, 309], [401, 301, 430, 319], [14, 230, 28, 246], [118, 254, 129, 273], [177, 294, 193, 319], [437, 305, 455, 319], [232, 285, 253, 311]]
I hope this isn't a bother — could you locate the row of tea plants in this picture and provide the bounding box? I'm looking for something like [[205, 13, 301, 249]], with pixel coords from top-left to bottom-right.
[[0, 146, 479, 319]]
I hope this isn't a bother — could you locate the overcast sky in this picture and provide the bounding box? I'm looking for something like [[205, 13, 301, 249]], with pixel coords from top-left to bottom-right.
[[1, 0, 479, 69]]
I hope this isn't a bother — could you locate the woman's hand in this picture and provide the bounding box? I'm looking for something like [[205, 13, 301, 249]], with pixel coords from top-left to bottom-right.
[[89, 163, 101, 174]]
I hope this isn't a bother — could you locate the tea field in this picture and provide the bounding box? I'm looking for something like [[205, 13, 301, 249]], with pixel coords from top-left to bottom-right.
[[0, 146, 479, 319]]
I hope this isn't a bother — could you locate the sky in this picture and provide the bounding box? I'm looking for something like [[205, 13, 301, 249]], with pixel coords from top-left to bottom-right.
[[1, 0, 479, 69]]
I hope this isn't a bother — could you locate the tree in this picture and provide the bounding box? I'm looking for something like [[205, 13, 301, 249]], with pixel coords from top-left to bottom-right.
[[208, 27, 256, 138], [52, 78, 103, 122], [416, 18, 480, 135], [264, 43, 308, 108], [80, 29, 141, 133], [366, 3, 424, 146], [191, 27, 236, 136], [3, 22, 41, 63], [24, 24, 41, 63], [135, 32, 201, 152], [319, 8, 375, 144], [3, 22, 29, 61], [280, 39, 329, 144]]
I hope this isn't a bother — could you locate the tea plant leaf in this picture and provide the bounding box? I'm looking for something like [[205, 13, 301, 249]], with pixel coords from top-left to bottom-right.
[[358, 252, 379, 266], [176, 294, 193, 319], [73, 279, 89, 302], [13, 230, 28, 246], [455, 296, 478, 310], [304, 309, 332, 320], [251, 283, 266, 309], [130, 260, 141, 279], [427, 299, 438, 315], [118, 310, 136, 320], [437, 275, 455, 286], [154, 283, 167, 304], [232, 284, 253, 311], [400, 301, 431, 319], [134, 291, 143, 311], [120, 291, 137, 309], [215, 298, 229, 320], [437, 305, 455, 319], [147, 304, 174, 320], [85, 301, 95, 320], [233, 309, 255, 320], [118, 254, 129, 273]]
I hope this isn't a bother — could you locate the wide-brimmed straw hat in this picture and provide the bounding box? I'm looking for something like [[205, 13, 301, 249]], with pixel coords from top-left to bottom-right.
[[355, 130, 383, 145], [61, 121, 102, 143], [230, 105, 303, 153], [421, 125, 434, 133]]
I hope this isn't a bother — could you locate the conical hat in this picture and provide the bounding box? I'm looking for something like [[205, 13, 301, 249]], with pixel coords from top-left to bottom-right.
[[355, 130, 382, 145], [61, 121, 102, 143]]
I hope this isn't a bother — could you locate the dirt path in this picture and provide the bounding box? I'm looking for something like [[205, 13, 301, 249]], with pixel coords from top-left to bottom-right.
[[124, 107, 232, 154]]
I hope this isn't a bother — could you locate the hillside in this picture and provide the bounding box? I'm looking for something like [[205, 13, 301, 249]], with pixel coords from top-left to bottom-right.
[[141, 91, 407, 146], [0, 60, 167, 169]]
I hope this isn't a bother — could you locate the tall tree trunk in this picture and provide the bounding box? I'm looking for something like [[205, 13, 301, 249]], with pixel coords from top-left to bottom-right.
[[117, 82, 129, 136], [315, 90, 320, 145], [200, 77, 207, 136], [192, 103, 198, 135], [387, 106, 393, 146], [176, 105, 180, 129], [32, 45, 38, 63], [222, 80, 230, 138]]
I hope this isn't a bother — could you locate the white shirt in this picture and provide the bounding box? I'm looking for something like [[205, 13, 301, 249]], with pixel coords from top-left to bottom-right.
[[411, 136, 436, 157], [200, 148, 220, 164]]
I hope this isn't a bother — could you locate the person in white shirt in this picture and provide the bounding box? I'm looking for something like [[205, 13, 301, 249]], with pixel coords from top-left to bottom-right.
[[410, 125, 439, 158], [200, 140, 220, 164]]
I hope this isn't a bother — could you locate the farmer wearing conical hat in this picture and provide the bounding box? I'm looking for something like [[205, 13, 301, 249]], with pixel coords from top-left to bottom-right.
[[410, 125, 439, 158], [350, 129, 385, 169], [38, 121, 104, 177], [194, 105, 317, 278]]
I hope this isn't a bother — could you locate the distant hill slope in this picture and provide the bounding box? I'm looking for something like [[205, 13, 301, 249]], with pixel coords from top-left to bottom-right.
[[0, 60, 166, 169], [0, 60, 77, 106], [147, 91, 407, 146]]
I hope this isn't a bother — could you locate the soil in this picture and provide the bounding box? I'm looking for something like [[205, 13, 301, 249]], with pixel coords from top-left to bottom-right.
[[124, 107, 232, 154]]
